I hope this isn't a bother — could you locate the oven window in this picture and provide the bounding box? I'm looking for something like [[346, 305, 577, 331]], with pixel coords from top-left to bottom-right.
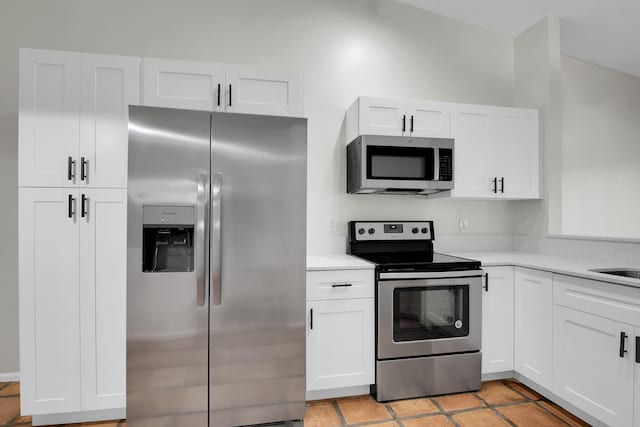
[[393, 285, 469, 341], [367, 146, 434, 180]]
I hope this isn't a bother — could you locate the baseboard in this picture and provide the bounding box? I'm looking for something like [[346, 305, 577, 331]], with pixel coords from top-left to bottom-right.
[[481, 370, 516, 381], [0, 372, 20, 382], [306, 385, 370, 401], [32, 407, 125, 426]]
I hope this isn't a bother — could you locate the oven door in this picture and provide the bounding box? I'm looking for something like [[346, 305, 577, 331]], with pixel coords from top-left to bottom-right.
[[377, 271, 482, 360]]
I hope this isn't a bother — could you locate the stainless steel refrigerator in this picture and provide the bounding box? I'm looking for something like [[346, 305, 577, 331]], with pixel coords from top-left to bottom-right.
[[126, 106, 307, 427]]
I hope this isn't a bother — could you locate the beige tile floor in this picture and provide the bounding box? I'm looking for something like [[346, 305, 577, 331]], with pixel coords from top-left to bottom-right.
[[0, 379, 590, 426]]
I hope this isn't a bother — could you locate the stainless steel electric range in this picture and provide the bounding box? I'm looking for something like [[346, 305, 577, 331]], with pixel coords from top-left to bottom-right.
[[347, 220, 483, 402]]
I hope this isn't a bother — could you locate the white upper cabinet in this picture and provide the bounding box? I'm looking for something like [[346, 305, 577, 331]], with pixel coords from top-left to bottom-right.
[[19, 49, 138, 189], [494, 107, 540, 199], [449, 104, 496, 198], [481, 266, 514, 374], [142, 58, 303, 116], [345, 96, 450, 143], [79, 189, 127, 411], [514, 267, 553, 390], [19, 49, 81, 188], [446, 104, 540, 200], [225, 65, 303, 116], [80, 54, 139, 188], [142, 58, 225, 111], [408, 99, 451, 138], [19, 188, 81, 415]]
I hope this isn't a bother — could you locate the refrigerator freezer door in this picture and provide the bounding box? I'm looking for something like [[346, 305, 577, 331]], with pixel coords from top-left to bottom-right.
[[127, 106, 210, 426], [209, 112, 307, 427]]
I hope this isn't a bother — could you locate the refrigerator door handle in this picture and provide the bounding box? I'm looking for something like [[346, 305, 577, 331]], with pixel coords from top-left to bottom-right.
[[211, 172, 223, 305], [196, 172, 209, 306]]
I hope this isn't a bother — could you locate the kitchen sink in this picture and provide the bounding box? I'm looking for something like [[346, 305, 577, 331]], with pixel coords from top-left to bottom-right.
[[590, 268, 640, 279]]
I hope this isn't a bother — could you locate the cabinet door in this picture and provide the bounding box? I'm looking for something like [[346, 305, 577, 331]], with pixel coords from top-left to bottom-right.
[[19, 49, 80, 187], [553, 306, 634, 427], [495, 108, 540, 199], [142, 58, 225, 111], [449, 104, 497, 198], [306, 299, 374, 391], [514, 268, 553, 389], [357, 97, 406, 137], [481, 266, 514, 374], [80, 54, 139, 189], [225, 65, 303, 117], [19, 188, 81, 415], [79, 189, 127, 410], [408, 100, 451, 138]]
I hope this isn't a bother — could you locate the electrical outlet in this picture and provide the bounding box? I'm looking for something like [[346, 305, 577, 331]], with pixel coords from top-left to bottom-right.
[[459, 218, 469, 232], [329, 219, 338, 235]]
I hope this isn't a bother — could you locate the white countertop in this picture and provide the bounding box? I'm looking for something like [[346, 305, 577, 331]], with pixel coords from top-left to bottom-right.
[[450, 251, 640, 289], [307, 254, 375, 271]]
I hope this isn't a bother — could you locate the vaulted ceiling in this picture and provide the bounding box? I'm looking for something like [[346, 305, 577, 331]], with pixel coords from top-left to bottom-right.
[[397, 0, 640, 79]]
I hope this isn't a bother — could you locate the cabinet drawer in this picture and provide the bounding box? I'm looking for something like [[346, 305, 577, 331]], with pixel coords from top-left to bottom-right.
[[553, 274, 640, 326], [307, 269, 374, 301]]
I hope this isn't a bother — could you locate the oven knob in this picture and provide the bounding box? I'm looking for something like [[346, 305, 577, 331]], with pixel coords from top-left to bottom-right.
[[358, 228, 365, 235], [412, 227, 419, 234], [421, 227, 428, 234], [368, 228, 375, 235]]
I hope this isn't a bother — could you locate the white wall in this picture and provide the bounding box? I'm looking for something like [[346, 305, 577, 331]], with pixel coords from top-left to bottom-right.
[[0, 0, 517, 373], [560, 56, 640, 239]]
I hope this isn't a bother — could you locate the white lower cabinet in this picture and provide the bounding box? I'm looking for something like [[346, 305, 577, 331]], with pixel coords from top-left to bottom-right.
[[553, 306, 634, 427], [514, 268, 553, 389], [306, 269, 374, 393], [19, 188, 127, 416], [481, 266, 514, 374], [19, 188, 81, 415]]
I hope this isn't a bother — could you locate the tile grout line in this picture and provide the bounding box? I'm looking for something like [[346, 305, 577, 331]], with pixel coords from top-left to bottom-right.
[[531, 400, 575, 427], [472, 389, 518, 427], [429, 396, 463, 427], [331, 399, 349, 427]]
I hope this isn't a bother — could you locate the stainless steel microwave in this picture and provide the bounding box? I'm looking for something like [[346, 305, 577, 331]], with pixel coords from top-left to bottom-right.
[[347, 135, 454, 195]]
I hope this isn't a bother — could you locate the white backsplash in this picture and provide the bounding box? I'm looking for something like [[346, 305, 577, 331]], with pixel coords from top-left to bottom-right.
[[513, 234, 640, 266], [309, 233, 640, 267]]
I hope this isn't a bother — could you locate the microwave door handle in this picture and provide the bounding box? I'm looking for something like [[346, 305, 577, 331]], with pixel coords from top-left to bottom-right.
[[196, 173, 209, 306], [211, 172, 223, 306], [433, 147, 440, 181]]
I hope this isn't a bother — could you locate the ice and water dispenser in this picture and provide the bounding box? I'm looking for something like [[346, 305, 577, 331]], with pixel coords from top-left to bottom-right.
[[142, 205, 195, 272]]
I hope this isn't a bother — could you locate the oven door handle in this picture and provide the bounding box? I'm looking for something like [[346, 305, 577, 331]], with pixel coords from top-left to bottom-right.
[[379, 270, 483, 280]]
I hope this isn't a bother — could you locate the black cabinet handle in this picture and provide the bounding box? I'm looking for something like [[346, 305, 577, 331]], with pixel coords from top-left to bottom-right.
[[410, 115, 414, 133], [80, 157, 88, 181], [636, 336, 639, 363], [68, 194, 75, 218], [619, 332, 628, 358], [67, 157, 76, 181], [81, 194, 88, 218], [332, 283, 353, 288], [492, 177, 497, 193], [402, 115, 406, 132], [217, 83, 221, 107], [484, 273, 489, 292], [500, 177, 505, 193], [228, 84, 232, 107], [310, 308, 313, 330]]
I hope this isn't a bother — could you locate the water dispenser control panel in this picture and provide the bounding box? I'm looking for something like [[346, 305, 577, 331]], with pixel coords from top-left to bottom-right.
[[142, 205, 195, 273]]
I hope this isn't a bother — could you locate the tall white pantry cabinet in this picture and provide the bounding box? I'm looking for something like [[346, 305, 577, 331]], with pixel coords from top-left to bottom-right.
[[19, 49, 137, 418]]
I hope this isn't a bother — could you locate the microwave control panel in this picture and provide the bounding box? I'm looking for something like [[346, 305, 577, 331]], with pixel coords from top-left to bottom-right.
[[438, 149, 453, 181]]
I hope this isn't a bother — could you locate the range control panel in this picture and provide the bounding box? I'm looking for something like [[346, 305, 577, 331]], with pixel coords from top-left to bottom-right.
[[350, 221, 433, 241]]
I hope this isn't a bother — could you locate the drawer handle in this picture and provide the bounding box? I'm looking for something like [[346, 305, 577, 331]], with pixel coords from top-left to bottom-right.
[[310, 308, 313, 330], [484, 273, 489, 292], [636, 336, 640, 364], [620, 332, 628, 358], [331, 283, 353, 288]]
